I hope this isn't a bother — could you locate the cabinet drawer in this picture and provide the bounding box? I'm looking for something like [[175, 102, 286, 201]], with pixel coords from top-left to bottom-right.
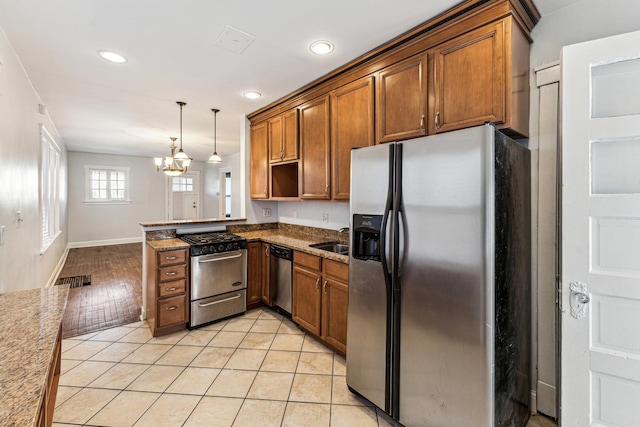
[[157, 249, 187, 267], [325, 259, 348, 283], [294, 251, 322, 272], [158, 264, 187, 282], [158, 295, 187, 327], [158, 279, 187, 298]]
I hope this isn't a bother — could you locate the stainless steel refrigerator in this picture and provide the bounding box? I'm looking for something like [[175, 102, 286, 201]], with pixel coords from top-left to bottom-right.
[[347, 124, 531, 427]]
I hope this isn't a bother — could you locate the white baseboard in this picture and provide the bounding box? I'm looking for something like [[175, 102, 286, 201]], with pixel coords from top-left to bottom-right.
[[530, 389, 537, 414], [68, 236, 143, 249], [45, 245, 70, 287]]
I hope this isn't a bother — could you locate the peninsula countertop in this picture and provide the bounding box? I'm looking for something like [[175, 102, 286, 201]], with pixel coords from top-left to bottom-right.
[[0, 285, 69, 426]]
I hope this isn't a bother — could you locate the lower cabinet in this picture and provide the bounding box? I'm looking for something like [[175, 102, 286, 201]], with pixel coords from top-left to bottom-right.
[[146, 245, 189, 337], [292, 251, 348, 354], [246, 242, 263, 308], [246, 241, 274, 309], [38, 325, 61, 427], [261, 242, 273, 305]]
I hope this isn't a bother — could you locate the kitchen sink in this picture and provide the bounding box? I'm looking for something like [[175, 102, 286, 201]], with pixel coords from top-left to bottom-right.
[[309, 241, 349, 255]]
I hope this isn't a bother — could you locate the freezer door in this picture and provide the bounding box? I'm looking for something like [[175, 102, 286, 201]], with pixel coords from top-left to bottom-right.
[[397, 125, 494, 426], [347, 143, 394, 412]]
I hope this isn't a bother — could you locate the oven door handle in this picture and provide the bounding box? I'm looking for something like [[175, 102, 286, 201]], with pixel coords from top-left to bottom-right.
[[198, 293, 242, 307], [198, 253, 243, 263]]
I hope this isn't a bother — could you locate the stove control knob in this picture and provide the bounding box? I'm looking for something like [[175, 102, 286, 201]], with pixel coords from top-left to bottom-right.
[[218, 244, 224, 252]]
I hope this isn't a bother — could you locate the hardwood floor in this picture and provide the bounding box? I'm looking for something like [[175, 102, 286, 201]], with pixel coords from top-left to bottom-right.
[[59, 243, 143, 338]]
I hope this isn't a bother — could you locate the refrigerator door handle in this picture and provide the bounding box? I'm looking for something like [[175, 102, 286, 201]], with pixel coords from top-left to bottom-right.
[[380, 144, 395, 277]]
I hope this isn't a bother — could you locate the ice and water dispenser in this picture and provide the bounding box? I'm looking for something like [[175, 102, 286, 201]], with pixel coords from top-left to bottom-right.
[[352, 214, 383, 261]]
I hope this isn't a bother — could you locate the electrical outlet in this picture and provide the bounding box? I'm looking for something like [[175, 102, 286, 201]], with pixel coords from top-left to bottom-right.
[[262, 208, 271, 217], [322, 213, 329, 223]]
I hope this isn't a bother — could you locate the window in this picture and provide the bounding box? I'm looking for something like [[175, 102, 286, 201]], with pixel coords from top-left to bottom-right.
[[172, 176, 194, 192], [41, 126, 61, 252], [224, 171, 232, 218], [85, 166, 130, 203]]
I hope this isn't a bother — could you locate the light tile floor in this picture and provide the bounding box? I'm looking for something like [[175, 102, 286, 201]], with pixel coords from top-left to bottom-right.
[[53, 307, 557, 427]]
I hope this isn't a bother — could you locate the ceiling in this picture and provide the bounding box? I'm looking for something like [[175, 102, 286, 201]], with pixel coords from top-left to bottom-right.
[[0, 0, 568, 162]]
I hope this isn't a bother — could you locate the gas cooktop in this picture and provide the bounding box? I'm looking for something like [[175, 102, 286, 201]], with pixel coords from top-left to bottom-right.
[[180, 232, 246, 256]]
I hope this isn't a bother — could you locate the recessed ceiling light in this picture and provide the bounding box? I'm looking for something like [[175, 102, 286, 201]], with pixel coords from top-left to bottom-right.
[[310, 40, 335, 55], [98, 50, 127, 64], [243, 91, 262, 99]]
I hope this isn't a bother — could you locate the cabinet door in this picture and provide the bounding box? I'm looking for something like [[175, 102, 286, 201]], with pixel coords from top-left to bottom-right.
[[246, 242, 262, 307], [268, 115, 283, 163], [331, 75, 375, 200], [300, 95, 331, 199], [430, 21, 505, 134], [261, 242, 273, 306], [377, 54, 427, 143], [321, 277, 349, 354], [282, 109, 299, 162], [292, 265, 322, 335], [250, 121, 269, 199]]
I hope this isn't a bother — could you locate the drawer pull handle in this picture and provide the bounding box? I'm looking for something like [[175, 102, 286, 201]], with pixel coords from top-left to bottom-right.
[[166, 272, 178, 276], [165, 256, 178, 260], [198, 293, 242, 307], [315, 277, 320, 291], [165, 287, 178, 291], [323, 281, 328, 294], [435, 112, 440, 130], [420, 114, 426, 132], [165, 305, 179, 311]]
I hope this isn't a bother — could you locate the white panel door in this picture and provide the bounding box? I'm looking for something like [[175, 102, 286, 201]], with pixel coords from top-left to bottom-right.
[[168, 171, 200, 220], [561, 30, 640, 427]]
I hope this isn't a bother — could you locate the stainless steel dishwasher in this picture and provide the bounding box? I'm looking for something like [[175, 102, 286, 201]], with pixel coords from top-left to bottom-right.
[[269, 244, 292, 315]]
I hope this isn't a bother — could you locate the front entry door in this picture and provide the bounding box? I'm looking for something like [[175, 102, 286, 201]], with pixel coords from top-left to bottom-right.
[[561, 30, 640, 426]]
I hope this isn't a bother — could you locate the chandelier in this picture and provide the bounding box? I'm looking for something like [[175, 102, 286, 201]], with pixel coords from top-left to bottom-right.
[[208, 108, 222, 163], [154, 101, 192, 176]]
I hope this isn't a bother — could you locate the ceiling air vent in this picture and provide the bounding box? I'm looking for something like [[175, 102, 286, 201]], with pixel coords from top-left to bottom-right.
[[214, 25, 255, 54]]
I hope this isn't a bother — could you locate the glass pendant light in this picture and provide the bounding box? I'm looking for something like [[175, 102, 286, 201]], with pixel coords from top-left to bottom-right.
[[208, 108, 223, 163]]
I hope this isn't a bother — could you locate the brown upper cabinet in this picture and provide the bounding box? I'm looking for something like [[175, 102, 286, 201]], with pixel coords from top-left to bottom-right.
[[377, 54, 427, 143], [331, 76, 375, 199], [299, 95, 331, 199], [268, 109, 299, 164], [428, 17, 529, 137], [248, 0, 539, 200], [250, 121, 269, 199]]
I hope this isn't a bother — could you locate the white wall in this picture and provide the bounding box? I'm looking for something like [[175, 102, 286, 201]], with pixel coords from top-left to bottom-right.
[[67, 152, 165, 245], [0, 27, 68, 292], [530, 0, 640, 67]]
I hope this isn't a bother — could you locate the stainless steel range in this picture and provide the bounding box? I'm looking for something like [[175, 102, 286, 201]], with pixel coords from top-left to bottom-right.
[[180, 232, 247, 328]]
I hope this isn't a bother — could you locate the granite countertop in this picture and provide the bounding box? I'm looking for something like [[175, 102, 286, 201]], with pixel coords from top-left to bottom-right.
[[0, 285, 69, 427], [234, 230, 349, 264], [146, 238, 190, 251]]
